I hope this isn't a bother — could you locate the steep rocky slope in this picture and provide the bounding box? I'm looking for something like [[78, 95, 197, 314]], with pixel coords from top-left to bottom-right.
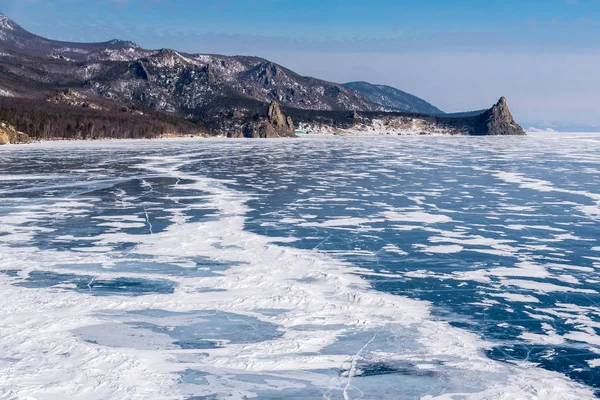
[[226, 101, 295, 138], [477, 97, 526, 136]]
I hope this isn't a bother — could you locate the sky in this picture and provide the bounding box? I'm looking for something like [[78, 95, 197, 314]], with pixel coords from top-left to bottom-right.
[[1, 0, 599, 128]]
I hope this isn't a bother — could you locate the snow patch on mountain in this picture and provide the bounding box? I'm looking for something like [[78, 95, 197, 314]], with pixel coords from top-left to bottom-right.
[[0, 87, 14, 97], [0, 14, 16, 33]]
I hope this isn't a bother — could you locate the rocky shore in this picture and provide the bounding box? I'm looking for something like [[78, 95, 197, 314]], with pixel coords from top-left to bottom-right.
[[0, 122, 31, 145]]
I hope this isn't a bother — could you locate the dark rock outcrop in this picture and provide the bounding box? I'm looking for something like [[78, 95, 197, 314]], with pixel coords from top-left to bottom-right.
[[242, 101, 295, 138], [0, 121, 31, 144], [48, 89, 103, 110], [267, 101, 294, 133], [130, 61, 150, 80], [476, 97, 526, 136]]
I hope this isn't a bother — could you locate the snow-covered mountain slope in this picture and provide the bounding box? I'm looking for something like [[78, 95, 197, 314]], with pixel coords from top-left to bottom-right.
[[0, 13, 525, 137], [0, 13, 379, 113], [343, 81, 444, 115]]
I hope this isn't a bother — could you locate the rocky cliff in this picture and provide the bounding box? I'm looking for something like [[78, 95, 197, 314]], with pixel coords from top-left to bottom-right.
[[0, 121, 31, 144], [477, 97, 526, 136], [239, 101, 295, 138]]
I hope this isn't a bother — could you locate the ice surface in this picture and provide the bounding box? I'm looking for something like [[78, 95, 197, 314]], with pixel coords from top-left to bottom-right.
[[0, 134, 599, 399]]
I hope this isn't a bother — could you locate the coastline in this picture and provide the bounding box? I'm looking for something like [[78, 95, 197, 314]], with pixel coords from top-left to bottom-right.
[[2, 130, 599, 148]]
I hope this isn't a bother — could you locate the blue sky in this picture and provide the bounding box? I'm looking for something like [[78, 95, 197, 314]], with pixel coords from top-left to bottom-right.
[[1, 0, 600, 127]]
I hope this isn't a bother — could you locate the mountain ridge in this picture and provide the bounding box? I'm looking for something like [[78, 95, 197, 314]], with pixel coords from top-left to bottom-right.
[[0, 13, 377, 112], [0, 13, 525, 138], [0, 13, 138, 54]]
